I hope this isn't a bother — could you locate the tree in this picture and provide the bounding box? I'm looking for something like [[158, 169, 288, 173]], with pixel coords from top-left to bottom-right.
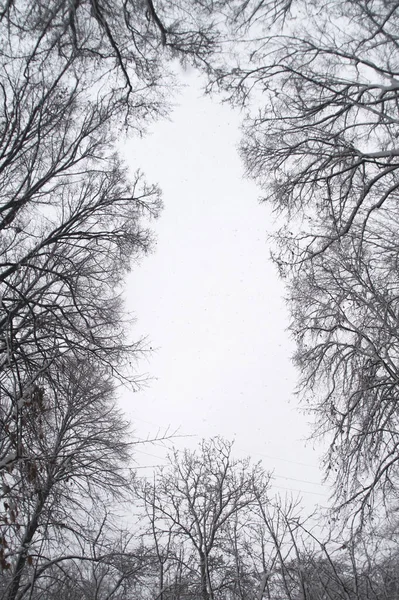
[[217, 0, 399, 258], [209, 0, 399, 524], [0, 357, 138, 600], [0, 2, 229, 596], [0, 0, 228, 476], [14, 516, 152, 600], [138, 438, 271, 600], [289, 223, 399, 523], [251, 495, 385, 600]]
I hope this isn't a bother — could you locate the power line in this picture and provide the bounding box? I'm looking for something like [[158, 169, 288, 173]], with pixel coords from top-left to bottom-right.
[[129, 420, 326, 496], [129, 413, 321, 471], [273, 474, 324, 487], [272, 485, 328, 497], [242, 448, 319, 469], [132, 462, 328, 497], [131, 440, 326, 492], [133, 449, 169, 460]]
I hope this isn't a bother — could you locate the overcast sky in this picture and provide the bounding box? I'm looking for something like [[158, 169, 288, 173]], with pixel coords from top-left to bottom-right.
[[121, 70, 328, 513]]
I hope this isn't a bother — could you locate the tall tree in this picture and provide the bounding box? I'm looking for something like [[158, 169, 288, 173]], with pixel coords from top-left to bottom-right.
[[211, 0, 399, 525], [0, 1, 228, 597], [0, 0, 226, 473], [218, 0, 399, 258]]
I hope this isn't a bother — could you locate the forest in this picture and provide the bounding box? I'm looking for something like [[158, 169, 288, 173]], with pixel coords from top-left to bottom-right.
[[1, 0, 399, 598]]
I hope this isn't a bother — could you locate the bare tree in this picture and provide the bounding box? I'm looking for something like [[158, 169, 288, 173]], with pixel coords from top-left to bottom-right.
[[217, 0, 399, 258], [14, 514, 152, 600], [0, 2, 231, 596], [138, 438, 271, 600], [0, 357, 139, 600], [0, 0, 228, 474], [206, 0, 399, 526], [284, 217, 399, 524], [251, 495, 386, 600]]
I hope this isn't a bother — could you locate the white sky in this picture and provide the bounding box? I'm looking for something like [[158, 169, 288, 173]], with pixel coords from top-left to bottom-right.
[[121, 71, 329, 513]]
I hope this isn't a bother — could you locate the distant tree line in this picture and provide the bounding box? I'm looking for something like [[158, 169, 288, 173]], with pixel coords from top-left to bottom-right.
[[3, 436, 397, 600], [135, 439, 399, 600]]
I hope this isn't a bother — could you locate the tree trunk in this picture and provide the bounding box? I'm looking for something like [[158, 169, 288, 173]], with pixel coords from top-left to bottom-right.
[[199, 553, 210, 600], [6, 492, 47, 600]]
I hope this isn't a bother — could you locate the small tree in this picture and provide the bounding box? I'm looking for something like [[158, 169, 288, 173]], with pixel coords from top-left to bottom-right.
[[139, 438, 271, 600]]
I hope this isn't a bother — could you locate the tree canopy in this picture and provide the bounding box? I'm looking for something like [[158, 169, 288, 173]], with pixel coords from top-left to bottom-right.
[[3, 0, 399, 597], [211, 0, 399, 526], [0, 1, 227, 598]]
